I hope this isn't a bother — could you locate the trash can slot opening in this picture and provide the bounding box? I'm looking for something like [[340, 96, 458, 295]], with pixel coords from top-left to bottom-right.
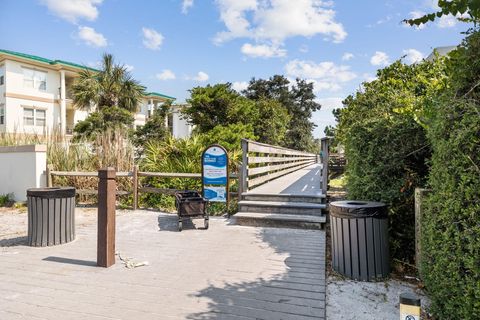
[[346, 201, 368, 205]]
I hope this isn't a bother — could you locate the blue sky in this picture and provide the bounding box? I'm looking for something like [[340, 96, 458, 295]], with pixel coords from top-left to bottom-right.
[[0, 0, 470, 138]]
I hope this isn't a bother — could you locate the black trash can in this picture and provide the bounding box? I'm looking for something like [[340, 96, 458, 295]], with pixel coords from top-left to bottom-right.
[[330, 200, 389, 281], [27, 187, 76, 247]]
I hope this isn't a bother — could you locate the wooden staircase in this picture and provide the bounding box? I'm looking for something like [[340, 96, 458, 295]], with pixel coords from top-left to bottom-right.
[[234, 191, 327, 229], [231, 139, 330, 230]]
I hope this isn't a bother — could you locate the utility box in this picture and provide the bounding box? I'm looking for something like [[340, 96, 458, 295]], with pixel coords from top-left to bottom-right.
[[330, 200, 390, 281]]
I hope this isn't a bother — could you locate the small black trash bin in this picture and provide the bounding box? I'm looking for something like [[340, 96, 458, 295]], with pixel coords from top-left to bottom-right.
[[330, 200, 389, 281], [27, 187, 76, 247]]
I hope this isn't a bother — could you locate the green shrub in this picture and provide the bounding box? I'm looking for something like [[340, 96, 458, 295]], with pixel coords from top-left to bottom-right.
[[140, 135, 241, 214], [421, 30, 480, 319], [345, 116, 430, 261], [336, 59, 446, 263], [0, 194, 12, 207]]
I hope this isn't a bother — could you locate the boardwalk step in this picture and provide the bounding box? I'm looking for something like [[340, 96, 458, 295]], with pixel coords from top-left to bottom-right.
[[238, 200, 326, 215], [233, 212, 326, 229], [242, 192, 326, 204]]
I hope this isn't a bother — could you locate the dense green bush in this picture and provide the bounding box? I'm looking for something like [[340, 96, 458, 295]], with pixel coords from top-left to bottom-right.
[[336, 59, 446, 263], [139, 136, 241, 214], [345, 116, 430, 261], [421, 31, 480, 318]]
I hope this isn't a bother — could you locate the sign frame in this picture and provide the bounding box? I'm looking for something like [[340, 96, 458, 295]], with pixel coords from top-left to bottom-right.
[[201, 144, 230, 206]]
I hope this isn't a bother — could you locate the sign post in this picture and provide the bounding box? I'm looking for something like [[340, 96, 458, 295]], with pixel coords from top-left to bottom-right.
[[202, 144, 229, 207]]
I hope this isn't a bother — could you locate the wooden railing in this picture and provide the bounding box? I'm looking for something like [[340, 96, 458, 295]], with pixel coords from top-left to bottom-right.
[[47, 165, 238, 209], [239, 139, 319, 193]]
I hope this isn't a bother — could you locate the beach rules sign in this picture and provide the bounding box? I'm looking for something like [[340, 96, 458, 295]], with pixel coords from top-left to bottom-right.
[[202, 144, 229, 203]]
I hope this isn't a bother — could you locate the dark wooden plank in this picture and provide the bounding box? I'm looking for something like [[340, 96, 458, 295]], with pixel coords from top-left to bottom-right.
[[357, 218, 368, 281], [48, 199, 54, 246], [41, 198, 48, 247], [54, 198, 60, 245]]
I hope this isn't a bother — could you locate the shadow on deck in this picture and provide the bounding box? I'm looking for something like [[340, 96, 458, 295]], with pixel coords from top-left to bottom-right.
[[187, 228, 326, 320]]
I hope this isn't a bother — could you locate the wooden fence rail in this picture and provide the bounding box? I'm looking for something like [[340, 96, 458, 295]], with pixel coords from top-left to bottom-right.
[[48, 165, 238, 210], [240, 139, 319, 194]]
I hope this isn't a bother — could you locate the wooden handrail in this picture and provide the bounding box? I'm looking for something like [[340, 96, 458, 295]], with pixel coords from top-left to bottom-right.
[[240, 139, 319, 193]]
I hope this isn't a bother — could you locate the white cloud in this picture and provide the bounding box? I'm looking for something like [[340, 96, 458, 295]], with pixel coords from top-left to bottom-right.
[[142, 27, 164, 50], [232, 81, 249, 92], [437, 14, 458, 28], [315, 97, 343, 111], [370, 51, 389, 66], [342, 52, 354, 61], [77, 26, 107, 47], [285, 59, 356, 92], [362, 73, 377, 82], [213, 0, 346, 57], [41, 0, 103, 23], [156, 69, 176, 81], [182, 0, 194, 14], [124, 64, 134, 72], [241, 43, 286, 58], [193, 71, 209, 82], [402, 49, 424, 64]]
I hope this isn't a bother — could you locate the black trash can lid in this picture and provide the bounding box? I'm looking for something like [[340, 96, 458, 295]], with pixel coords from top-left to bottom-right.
[[330, 200, 387, 218], [27, 187, 76, 198]]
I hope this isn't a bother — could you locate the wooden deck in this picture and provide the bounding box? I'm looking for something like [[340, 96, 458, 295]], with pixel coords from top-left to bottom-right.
[[0, 209, 326, 320], [247, 164, 324, 197]]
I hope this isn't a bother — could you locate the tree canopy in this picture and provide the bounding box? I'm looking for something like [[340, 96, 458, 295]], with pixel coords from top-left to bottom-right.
[[72, 53, 145, 112], [405, 0, 480, 26]]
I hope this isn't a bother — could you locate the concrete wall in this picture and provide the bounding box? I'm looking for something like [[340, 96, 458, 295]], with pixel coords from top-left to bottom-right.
[[0, 145, 47, 201]]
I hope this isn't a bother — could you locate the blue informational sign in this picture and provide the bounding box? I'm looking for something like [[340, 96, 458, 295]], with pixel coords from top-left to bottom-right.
[[202, 145, 228, 202]]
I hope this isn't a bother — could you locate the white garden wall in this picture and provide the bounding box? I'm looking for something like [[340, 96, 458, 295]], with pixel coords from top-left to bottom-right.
[[0, 145, 47, 201]]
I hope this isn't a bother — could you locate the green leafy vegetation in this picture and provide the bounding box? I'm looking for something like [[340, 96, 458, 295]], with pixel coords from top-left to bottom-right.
[[405, 0, 480, 26], [0, 193, 12, 207], [335, 59, 447, 263], [420, 30, 480, 319], [183, 76, 321, 152]]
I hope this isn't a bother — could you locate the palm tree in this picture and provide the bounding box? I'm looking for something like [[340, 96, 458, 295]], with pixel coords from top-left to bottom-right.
[[71, 53, 145, 112]]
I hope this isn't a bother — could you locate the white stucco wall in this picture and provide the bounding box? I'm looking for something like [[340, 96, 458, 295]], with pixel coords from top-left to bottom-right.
[[172, 111, 192, 138], [4, 60, 60, 134], [0, 145, 47, 201]]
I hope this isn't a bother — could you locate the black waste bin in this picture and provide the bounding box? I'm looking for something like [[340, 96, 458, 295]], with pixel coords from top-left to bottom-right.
[[330, 201, 389, 281], [27, 187, 76, 247]]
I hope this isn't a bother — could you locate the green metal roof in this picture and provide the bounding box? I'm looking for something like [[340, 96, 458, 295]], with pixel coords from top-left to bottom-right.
[[0, 49, 176, 100], [145, 91, 176, 100], [0, 49, 99, 72]]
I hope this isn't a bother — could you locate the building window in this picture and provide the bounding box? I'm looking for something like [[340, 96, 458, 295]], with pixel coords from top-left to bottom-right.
[[24, 108, 35, 126], [36, 109, 46, 127], [0, 75, 4, 86], [0, 104, 4, 125], [23, 108, 46, 127], [23, 68, 46, 91]]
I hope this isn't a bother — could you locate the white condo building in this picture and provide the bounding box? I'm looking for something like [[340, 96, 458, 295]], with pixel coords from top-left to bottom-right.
[[0, 49, 192, 138]]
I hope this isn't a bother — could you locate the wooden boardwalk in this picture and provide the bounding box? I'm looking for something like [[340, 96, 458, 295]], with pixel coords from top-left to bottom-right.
[[248, 164, 323, 196], [0, 209, 326, 320]]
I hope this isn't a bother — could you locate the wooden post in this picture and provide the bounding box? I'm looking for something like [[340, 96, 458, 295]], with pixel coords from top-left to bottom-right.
[[240, 139, 249, 195], [320, 137, 330, 195], [132, 165, 138, 210], [46, 164, 53, 187], [97, 167, 116, 268], [415, 188, 430, 275]]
